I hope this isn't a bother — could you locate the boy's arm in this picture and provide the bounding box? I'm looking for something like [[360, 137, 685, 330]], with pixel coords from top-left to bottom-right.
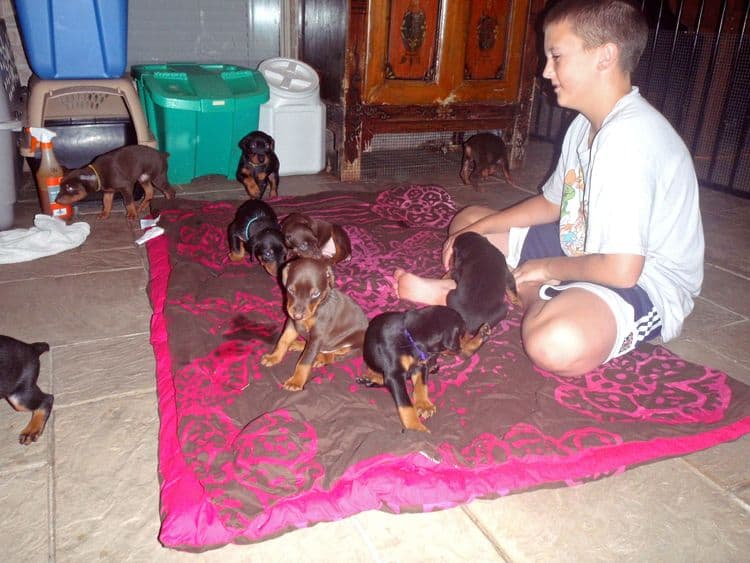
[[515, 252, 645, 289], [469, 194, 560, 235], [442, 194, 560, 270]]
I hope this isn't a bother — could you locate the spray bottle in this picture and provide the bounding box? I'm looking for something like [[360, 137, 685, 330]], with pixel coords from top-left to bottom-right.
[[27, 127, 72, 220]]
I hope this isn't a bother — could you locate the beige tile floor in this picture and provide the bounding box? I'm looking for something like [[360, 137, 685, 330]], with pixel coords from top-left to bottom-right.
[[1, 141, 749, 562]]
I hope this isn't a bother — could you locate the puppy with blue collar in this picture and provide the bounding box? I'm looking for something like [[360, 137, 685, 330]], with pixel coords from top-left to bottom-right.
[[359, 306, 489, 432], [227, 199, 287, 276]]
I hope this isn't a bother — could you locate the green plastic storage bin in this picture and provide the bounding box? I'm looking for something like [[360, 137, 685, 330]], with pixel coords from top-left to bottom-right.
[[131, 64, 269, 184]]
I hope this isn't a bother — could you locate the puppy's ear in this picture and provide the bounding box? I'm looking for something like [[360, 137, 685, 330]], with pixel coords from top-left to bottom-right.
[[250, 240, 264, 263], [268, 136, 275, 151], [238, 133, 252, 151]]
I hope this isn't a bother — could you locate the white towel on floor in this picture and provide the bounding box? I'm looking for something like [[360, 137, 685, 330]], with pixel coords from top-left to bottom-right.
[[0, 214, 91, 264]]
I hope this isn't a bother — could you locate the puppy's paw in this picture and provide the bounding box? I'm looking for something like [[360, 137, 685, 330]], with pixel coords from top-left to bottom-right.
[[282, 375, 305, 391], [414, 399, 437, 420], [399, 406, 431, 433], [477, 323, 492, 340], [260, 353, 283, 367], [19, 430, 42, 445], [406, 421, 430, 433], [228, 252, 245, 262], [19, 417, 46, 445]]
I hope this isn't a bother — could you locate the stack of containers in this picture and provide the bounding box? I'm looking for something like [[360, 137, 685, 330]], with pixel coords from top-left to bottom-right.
[[13, 0, 153, 211]]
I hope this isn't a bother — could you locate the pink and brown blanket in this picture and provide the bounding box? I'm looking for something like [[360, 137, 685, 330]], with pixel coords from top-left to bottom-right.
[[147, 185, 750, 551]]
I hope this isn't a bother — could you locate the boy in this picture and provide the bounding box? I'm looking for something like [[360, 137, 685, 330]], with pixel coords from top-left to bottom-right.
[[394, 0, 704, 377]]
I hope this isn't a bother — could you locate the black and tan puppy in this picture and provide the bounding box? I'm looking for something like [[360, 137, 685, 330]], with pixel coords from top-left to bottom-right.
[[261, 258, 368, 391], [281, 212, 352, 264], [460, 132, 520, 189], [359, 306, 489, 432], [227, 200, 286, 276], [446, 232, 519, 334], [56, 145, 174, 220], [236, 130, 280, 200], [0, 335, 52, 445]]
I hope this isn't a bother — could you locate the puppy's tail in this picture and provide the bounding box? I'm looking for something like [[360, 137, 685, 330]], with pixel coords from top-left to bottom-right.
[[31, 342, 50, 356]]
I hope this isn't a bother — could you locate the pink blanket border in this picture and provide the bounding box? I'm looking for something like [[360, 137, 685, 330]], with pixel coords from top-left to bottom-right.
[[147, 231, 750, 551]]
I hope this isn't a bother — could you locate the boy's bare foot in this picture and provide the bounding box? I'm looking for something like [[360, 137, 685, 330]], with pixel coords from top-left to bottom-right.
[[393, 268, 454, 305]]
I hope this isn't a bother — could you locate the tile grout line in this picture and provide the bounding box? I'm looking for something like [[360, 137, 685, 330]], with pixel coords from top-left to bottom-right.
[[671, 337, 750, 373], [47, 331, 150, 349], [681, 458, 750, 513], [48, 350, 57, 562], [695, 296, 750, 321], [350, 516, 386, 563], [705, 262, 750, 282], [53, 387, 157, 411], [460, 504, 514, 562], [0, 265, 147, 285]]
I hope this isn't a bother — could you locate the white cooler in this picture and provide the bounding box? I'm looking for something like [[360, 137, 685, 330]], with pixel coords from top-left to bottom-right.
[[257, 57, 326, 176]]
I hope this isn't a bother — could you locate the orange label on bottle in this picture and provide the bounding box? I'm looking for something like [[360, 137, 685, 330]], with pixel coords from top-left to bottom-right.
[[46, 177, 73, 220]]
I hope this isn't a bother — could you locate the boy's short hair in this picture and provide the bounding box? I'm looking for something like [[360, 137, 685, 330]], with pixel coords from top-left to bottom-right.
[[543, 0, 649, 73]]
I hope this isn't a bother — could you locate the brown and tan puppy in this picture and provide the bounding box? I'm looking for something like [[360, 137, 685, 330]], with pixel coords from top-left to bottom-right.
[[281, 212, 352, 264], [56, 145, 174, 220], [460, 132, 520, 190], [236, 130, 280, 199], [261, 258, 368, 391]]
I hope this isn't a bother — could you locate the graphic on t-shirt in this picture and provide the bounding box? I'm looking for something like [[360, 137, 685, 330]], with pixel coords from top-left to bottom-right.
[[559, 167, 586, 256]]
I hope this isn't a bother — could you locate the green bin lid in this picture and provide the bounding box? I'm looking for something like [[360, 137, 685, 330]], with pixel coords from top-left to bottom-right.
[[131, 63, 269, 111]]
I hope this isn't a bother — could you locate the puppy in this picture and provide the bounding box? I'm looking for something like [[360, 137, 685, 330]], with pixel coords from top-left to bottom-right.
[[236, 130, 280, 199], [460, 132, 520, 189], [56, 145, 175, 220], [261, 258, 368, 391], [446, 232, 519, 334], [359, 306, 489, 432], [281, 212, 352, 264], [227, 200, 286, 276], [0, 335, 52, 445]]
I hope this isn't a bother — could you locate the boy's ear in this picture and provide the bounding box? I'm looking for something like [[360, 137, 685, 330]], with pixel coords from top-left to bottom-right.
[[597, 42, 620, 71]]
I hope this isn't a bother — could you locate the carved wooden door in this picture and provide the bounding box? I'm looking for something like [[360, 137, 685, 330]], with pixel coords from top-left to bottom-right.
[[364, 0, 531, 104]]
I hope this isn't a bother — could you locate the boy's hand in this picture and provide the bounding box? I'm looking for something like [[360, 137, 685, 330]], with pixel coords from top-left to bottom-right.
[[441, 233, 458, 271], [513, 258, 560, 287]]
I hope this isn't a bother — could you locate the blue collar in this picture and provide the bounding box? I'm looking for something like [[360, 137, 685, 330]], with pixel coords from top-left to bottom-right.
[[403, 327, 428, 361], [243, 215, 260, 240]]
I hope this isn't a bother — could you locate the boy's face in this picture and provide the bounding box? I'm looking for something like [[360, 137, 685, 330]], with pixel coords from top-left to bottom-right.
[[543, 19, 602, 113]]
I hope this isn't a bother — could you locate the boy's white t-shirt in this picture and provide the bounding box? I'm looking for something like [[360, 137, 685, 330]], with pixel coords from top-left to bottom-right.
[[541, 87, 704, 341]]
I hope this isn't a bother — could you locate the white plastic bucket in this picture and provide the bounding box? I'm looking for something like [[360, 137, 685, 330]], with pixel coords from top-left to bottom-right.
[[257, 58, 326, 176]]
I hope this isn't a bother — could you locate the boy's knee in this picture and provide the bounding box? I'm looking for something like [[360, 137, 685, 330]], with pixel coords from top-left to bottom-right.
[[450, 206, 492, 233], [522, 317, 590, 377]]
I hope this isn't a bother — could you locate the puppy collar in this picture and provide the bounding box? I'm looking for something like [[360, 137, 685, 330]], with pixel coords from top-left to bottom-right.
[[243, 216, 260, 240], [87, 164, 102, 192], [403, 327, 429, 361]]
